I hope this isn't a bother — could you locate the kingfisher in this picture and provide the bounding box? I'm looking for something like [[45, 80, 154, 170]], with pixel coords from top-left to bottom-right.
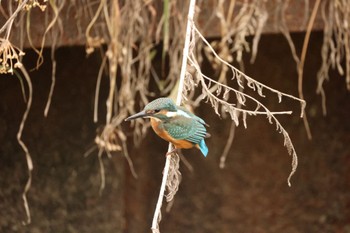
[[125, 98, 209, 157]]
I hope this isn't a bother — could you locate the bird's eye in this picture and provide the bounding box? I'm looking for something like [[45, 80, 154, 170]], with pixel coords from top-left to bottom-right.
[[154, 109, 161, 113]]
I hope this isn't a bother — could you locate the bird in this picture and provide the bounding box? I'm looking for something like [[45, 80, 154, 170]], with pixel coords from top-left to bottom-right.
[[125, 98, 210, 157]]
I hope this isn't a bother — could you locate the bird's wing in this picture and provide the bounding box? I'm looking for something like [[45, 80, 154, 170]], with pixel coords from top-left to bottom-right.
[[164, 116, 207, 145], [177, 106, 209, 127]]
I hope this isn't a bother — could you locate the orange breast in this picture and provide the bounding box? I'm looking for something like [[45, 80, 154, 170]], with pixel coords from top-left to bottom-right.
[[150, 118, 195, 149]]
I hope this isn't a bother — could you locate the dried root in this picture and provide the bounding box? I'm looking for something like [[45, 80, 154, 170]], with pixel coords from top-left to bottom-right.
[[0, 38, 25, 74], [188, 24, 305, 186], [318, 0, 350, 114], [90, 116, 138, 193]]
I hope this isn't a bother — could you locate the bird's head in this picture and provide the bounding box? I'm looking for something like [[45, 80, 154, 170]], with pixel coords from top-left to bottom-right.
[[125, 98, 177, 121]]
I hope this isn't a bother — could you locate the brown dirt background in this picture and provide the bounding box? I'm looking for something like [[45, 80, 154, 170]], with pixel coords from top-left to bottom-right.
[[0, 32, 349, 233]]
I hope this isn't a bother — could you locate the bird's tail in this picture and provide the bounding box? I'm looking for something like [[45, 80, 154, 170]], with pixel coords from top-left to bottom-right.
[[198, 139, 208, 157]]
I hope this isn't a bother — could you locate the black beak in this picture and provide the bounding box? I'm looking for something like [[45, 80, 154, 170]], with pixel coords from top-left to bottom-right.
[[125, 110, 148, 121]]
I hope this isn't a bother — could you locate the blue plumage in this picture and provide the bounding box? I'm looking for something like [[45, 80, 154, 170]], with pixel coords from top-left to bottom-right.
[[198, 139, 208, 157]]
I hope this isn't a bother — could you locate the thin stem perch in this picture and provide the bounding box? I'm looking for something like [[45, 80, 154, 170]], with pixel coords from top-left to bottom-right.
[[151, 0, 196, 232]]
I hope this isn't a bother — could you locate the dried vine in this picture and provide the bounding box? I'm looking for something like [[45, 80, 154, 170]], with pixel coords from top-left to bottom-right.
[[318, 0, 350, 114], [188, 24, 306, 186]]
